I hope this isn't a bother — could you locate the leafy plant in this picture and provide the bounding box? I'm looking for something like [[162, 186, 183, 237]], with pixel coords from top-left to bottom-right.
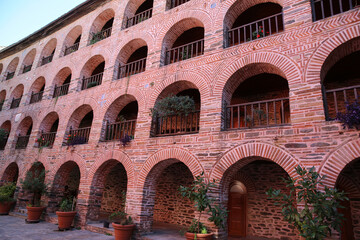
[[120, 134, 133, 147], [0, 182, 16, 203], [35, 137, 50, 148], [86, 81, 98, 89], [151, 95, 195, 118], [20, 162, 48, 207], [108, 191, 133, 225], [266, 165, 348, 240], [59, 197, 76, 212], [0, 128, 9, 140], [336, 100, 360, 130], [179, 172, 227, 234]]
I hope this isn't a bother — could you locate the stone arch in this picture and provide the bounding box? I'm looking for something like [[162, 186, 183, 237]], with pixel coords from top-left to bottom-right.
[[15, 116, 33, 137], [21, 49, 36, 73], [80, 55, 106, 78], [62, 25, 82, 55], [39, 38, 57, 65], [305, 24, 360, 84], [5, 57, 19, 78], [319, 138, 360, 188], [38, 111, 59, 133], [89, 8, 115, 35], [1, 162, 19, 184], [28, 76, 45, 103], [10, 84, 24, 100], [64, 104, 94, 132], [53, 67, 72, 87], [122, 0, 153, 28], [214, 51, 301, 97]]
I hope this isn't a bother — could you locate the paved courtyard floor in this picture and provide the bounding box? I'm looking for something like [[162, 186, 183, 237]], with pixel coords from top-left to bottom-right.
[[0, 215, 114, 240]]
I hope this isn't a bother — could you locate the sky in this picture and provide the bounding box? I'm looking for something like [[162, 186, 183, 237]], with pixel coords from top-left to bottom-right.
[[0, 0, 86, 47]]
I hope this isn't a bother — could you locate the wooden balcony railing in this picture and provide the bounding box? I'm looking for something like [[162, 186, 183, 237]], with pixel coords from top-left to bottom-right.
[[105, 120, 136, 141], [118, 58, 146, 79], [225, 97, 290, 129], [169, 0, 191, 9], [81, 72, 103, 90], [126, 8, 153, 28], [16, 135, 30, 149], [10, 97, 22, 109], [0, 100, 4, 111], [39, 132, 56, 147], [325, 84, 360, 120], [311, 0, 359, 21], [165, 39, 204, 65], [23, 64, 32, 73], [67, 127, 91, 145], [227, 12, 283, 47], [64, 42, 80, 56], [154, 111, 200, 136], [29, 91, 43, 104], [53, 83, 70, 98], [89, 27, 112, 45], [6, 72, 15, 80], [41, 54, 54, 66]]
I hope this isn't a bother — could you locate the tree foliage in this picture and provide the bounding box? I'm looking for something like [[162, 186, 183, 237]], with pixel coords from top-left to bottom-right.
[[151, 95, 195, 117]]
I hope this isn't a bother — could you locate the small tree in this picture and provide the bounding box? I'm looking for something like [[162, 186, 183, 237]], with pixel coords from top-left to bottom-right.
[[266, 166, 348, 240]]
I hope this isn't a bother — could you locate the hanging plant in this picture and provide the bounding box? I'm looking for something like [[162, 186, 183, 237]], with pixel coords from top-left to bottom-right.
[[120, 134, 133, 147], [336, 100, 360, 130]]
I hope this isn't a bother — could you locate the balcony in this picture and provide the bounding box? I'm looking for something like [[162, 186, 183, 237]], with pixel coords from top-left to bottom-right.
[[311, 0, 359, 21], [153, 111, 200, 137], [23, 64, 32, 73], [41, 54, 54, 66], [38, 132, 56, 147], [118, 57, 146, 79], [15, 135, 30, 149], [67, 127, 91, 145], [10, 97, 22, 109], [53, 83, 70, 98], [325, 84, 360, 120], [126, 8, 153, 28], [165, 39, 204, 65], [29, 91, 43, 104], [227, 13, 283, 47], [64, 42, 80, 56], [169, 0, 190, 9], [5, 72, 15, 80], [89, 27, 112, 45], [104, 120, 136, 141], [81, 72, 103, 90], [225, 97, 290, 129]]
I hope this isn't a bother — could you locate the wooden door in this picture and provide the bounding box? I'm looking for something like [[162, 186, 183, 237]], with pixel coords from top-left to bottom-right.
[[228, 192, 247, 237]]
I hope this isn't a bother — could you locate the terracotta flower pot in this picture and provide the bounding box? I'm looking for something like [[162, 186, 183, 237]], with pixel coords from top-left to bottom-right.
[[185, 232, 213, 240], [26, 206, 46, 223], [112, 222, 135, 240], [56, 211, 76, 230], [0, 201, 15, 215]]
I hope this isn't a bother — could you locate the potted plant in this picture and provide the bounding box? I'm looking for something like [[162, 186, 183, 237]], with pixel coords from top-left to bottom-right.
[[179, 172, 227, 240], [20, 163, 48, 223], [266, 166, 348, 240], [0, 182, 16, 215], [56, 197, 77, 230], [110, 211, 135, 240]]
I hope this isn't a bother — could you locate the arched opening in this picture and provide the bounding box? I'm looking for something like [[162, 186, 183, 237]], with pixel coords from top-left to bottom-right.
[[87, 160, 127, 223], [124, 0, 154, 28], [38, 112, 59, 148], [140, 160, 195, 235], [4, 57, 19, 80], [225, 2, 283, 47], [221, 159, 296, 238], [48, 161, 80, 213], [63, 25, 82, 56], [53, 67, 72, 98], [116, 39, 148, 79], [223, 63, 290, 129], [65, 105, 93, 145], [21, 49, 36, 73], [151, 81, 201, 137], [167, 0, 191, 10], [80, 55, 105, 90], [0, 63, 3, 76], [10, 84, 24, 109], [40, 38, 57, 66], [89, 9, 115, 45], [0, 90, 6, 111], [311, 0, 359, 21], [0, 120, 11, 150], [321, 37, 360, 120], [15, 116, 33, 149], [336, 158, 360, 240], [162, 18, 205, 65], [103, 95, 138, 141], [29, 77, 45, 104], [1, 162, 19, 185]]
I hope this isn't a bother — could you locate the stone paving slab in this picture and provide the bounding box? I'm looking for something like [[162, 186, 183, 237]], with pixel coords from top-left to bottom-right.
[[0, 215, 114, 240]]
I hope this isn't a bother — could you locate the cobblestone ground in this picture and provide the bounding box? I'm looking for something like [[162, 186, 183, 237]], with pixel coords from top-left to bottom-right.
[[0, 215, 114, 240]]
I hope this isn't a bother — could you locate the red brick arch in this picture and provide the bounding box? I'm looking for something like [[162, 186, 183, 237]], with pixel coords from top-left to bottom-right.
[[209, 142, 300, 182], [137, 147, 205, 188], [39, 38, 57, 63], [1, 162, 19, 183], [89, 8, 115, 34], [21, 48, 36, 68], [319, 138, 360, 188], [5, 57, 19, 74], [305, 24, 360, 84], [213, 51, 301, 97]]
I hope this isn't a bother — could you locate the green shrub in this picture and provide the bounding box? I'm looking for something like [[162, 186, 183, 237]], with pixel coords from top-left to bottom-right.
[[0, 182, 16, 203], [150, 95, 195, 117]]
